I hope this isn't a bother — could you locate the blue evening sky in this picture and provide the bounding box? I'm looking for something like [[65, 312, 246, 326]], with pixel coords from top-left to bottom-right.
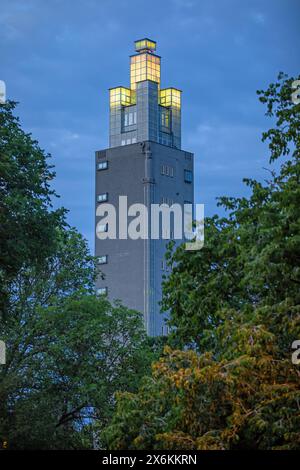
[[1, 0, 299, 250]]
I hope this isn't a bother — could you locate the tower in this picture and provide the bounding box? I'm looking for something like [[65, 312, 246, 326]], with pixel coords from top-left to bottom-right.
[[95, 39, 194, 336]]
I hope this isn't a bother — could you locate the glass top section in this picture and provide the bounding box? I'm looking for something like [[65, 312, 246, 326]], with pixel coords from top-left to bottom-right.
[[135, 38, 156, 53]]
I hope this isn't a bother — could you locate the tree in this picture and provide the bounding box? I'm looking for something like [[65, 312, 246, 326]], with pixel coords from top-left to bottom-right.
[[104, 74, 300, 450], [161, 73, 300, 353], [0, 101, 66, 317], [0, 295, 152, 449], [0, 101, 154, 449], [104, 335, 300, 450]]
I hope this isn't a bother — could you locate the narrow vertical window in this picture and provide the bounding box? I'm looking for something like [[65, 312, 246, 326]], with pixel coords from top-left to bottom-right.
[[97, 193, 108, 203], [184, 170, 193, 183]]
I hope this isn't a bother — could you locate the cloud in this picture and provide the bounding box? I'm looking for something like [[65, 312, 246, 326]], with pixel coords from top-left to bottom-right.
[[0, 1, 38, 41], [188, 120, 266, 168], [1, 0, 297, 245], [186, 119, 273, 215], [251, 12, 266, 25]]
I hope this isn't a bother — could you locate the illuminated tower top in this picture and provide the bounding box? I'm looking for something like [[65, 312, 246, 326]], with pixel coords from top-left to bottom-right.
[[134, 38, 157, 52], [130, 39, 160, 91], [109, 38, 181, 149]]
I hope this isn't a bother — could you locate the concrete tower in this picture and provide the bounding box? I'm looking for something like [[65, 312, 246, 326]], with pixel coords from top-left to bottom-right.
[[95, 39, 194, 336]]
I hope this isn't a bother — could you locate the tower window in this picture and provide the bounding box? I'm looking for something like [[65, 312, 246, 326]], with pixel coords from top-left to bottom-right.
[[185, 152, 192, 161], [161, 260, 170, 271], [97, 193, 108, 203], [98, 255, 108, 265], [161, 109, 170, 129], [97, 161, 108, 171], [161, 196, 174, 206], [184, 170, 193, 183], [97, 223, 108, 233], [124, 111, 137, 128], [161, 164, 174, 177], [96, 287, 108, 296]]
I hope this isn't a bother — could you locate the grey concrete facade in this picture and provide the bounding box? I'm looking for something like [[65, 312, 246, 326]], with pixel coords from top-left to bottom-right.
[[95, 39, 194, 336]]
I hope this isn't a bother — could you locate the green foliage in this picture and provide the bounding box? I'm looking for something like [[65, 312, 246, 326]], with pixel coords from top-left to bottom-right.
[[0, 101, 153, 449], [161, 73, 300, 353], [0, 101, 66, 316], [104, 73, 300, 450], [0, 296, 150, 449]]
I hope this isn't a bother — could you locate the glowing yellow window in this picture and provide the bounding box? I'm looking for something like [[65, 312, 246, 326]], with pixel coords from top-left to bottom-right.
[[109, 87, 131, 107], [130, 53, 161, 90], [160, 88, 181, 109], [135, 38, 156, 52]]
